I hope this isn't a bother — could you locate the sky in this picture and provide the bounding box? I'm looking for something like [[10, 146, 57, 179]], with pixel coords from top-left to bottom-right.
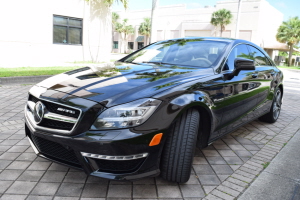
[[112, 0, 299, 21]]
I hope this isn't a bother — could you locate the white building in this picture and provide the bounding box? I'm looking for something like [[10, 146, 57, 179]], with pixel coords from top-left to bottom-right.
[[113, 0, 285, 60], [0, 0, 112, 67]]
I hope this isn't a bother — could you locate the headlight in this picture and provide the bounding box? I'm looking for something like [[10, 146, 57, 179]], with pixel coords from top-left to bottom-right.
[[90, 98, 161, 130]]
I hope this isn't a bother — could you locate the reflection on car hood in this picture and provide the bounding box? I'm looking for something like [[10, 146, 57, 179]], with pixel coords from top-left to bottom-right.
[[36, 62, 213, 107]]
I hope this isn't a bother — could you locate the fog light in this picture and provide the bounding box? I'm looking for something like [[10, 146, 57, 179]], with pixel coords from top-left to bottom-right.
[[81, 152, 148, 160]]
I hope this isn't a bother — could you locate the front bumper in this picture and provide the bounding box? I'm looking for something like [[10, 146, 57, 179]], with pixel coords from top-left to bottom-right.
[[25, 118, 163, 181]]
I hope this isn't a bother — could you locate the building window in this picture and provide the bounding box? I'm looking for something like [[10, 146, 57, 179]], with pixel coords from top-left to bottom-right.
[[53, 15, 82, 45], [128, 42, 134, 50], [113, 41, 118, 49], [138, 42, 144, 49]]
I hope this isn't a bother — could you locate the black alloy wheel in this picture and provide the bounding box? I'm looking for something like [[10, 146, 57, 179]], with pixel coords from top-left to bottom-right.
[[259, 89, 282, 123]]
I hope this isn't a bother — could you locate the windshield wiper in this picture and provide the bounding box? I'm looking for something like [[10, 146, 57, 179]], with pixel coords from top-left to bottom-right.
[[142, 61, 174, 65], [123, 61, 139, 64]]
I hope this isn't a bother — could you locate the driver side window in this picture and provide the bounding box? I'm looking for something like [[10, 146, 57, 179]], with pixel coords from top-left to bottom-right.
[[223, 44, 251, 71]]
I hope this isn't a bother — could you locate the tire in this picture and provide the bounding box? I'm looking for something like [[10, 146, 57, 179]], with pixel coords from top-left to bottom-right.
[[160, 109, 200, 183], [259, 88, 282, 123]]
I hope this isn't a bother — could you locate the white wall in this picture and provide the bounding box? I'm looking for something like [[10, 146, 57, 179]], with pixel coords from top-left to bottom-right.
[[114, 0, 283, 52], [0, 0, 111, 68], [257, 0, 283, 48]]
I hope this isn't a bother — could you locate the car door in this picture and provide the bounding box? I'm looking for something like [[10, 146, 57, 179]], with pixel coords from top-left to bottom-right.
[[215, 44, 261, 137], [247, 45, 275, 117]]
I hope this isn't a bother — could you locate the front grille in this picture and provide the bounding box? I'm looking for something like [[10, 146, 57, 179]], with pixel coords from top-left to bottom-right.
[[28, 94, 80, 118], [29, 132, 81, 168], [94, 158, 146, 173], [42, 101, 80, 118], [27, 94, 81, 133], [39, 118, 74, 131]]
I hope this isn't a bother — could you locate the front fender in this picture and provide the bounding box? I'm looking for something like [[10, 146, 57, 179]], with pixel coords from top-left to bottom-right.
[[169, 91, 215, 130]]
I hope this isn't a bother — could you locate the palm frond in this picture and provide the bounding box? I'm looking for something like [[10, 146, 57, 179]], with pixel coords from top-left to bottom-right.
[[276, 17, 300, 46], [210, 9, 233, 32], [86, 0, 128, 9], [139, 18, 151, 37]]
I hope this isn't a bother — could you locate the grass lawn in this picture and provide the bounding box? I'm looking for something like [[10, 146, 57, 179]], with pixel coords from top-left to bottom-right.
[[71, 60, 116, 64], [277, 66, 300, 70], [0, 66, 84, 77]]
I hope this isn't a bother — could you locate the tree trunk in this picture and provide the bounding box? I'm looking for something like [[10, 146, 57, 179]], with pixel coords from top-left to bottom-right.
[[124, 34, 128, 53], [111, 25, 114, 53], [150, 0, 159, 43], [125, 41, 127, 53], [120, 33, 125, 53], [118, 40, 122, 53], [288, 45, 293, 66], [121, 40, 125, 54], [220, 25, 223, 37]]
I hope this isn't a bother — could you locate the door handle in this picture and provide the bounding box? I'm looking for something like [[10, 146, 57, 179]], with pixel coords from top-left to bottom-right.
[[252, 73, 258, 78]]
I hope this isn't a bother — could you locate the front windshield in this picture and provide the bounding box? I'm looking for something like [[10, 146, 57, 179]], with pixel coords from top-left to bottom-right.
[[123, 39, 228, 68]]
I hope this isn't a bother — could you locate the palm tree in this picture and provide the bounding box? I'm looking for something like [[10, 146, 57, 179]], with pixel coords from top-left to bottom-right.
[[86, 0, 128, 9], [84, 0, 128, 61], [112, 12, 120, 52], [276, 17, 300, 66], [115, 19, 134, 53], [104, 0, 128, 9], [139, 18, 151, 45], [210, 9, 233, 37]]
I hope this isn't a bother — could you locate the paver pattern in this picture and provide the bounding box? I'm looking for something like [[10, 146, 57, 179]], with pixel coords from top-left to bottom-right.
[[0, 79, 299, 200]]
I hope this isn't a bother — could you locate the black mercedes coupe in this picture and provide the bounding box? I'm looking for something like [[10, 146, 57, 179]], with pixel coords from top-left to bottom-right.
[[25, 37, 283, 183]]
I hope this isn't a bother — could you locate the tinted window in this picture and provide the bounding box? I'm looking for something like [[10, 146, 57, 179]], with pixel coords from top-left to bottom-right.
[[138, 42, 144, 49], [128, 42, 134, 50], [247, 45, 271, 66], [113, 41, 118, 49], [53, 15, 82, 45], [224, 44, 250, 71], [124, 39, 228, 68]]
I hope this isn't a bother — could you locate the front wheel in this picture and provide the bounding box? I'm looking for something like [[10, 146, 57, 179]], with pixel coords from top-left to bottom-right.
[[160, 109, 200, 183], [259, 88, 282, 123]]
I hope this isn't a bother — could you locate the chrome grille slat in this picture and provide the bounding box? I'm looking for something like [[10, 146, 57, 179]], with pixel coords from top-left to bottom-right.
[[44, 113, 77, 123]]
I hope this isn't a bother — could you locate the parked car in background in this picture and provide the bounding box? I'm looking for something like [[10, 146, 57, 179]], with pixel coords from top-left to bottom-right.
[[25, 37, 283, 183]]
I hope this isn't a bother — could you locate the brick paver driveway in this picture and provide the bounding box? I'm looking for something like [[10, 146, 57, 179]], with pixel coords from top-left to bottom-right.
[[0, 69, 299, 200]]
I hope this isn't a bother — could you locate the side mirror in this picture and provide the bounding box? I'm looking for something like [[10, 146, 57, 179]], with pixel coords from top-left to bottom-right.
[[233, 58, 255, 76], [224, 58, 255, 80], [235, 58, 255, 70]]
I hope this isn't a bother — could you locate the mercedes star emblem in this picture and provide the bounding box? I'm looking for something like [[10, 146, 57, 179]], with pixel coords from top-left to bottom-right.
[[33, 101, 45, 124]]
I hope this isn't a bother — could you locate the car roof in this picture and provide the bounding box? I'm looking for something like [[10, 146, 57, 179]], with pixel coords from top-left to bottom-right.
[[160, 37, 257, 46]]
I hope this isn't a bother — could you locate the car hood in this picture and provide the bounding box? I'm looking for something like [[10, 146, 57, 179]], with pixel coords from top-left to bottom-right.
[[36, 62, 213, 107]]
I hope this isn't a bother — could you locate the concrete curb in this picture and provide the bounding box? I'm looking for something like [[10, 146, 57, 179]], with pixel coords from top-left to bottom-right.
[[239, 126, 300, 200], [279, 68, 300, 73], [0, 75, 52, 85], [204, 117, 300, 200]]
